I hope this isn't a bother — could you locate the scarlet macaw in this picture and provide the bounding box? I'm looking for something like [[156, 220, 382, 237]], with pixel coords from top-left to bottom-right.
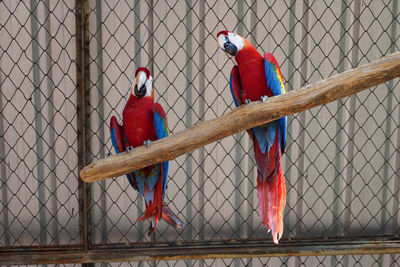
[[110, 67, 184, 234], [217, 31, 287, 244]]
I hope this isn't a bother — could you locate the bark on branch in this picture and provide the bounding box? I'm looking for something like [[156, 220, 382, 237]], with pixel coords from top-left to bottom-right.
[[80, 52, 400, 183]]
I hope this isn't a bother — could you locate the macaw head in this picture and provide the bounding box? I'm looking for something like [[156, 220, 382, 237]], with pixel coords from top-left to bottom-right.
[[217, 31, 261, 64], [218, 30, 255, 56], [131, 67, 153, 99]]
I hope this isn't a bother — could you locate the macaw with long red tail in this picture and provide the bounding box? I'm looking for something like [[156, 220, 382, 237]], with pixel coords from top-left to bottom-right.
[[217, 31, 287, 244], [110, 67, 184, 234]]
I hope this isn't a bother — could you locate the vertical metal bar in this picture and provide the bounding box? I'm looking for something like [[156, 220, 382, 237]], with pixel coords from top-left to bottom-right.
[[133, 1, 144, 241], [333, 0, 349, 234], [234, 4, 245, 267], [76, 0, 92, 257], [30, 0, 47, 246], [234, 0, 245, 242], [294, 2, 309, 265], [94, 0, 107, 246], [393, 87, 400, 235], [380, 2, 399, 266], [0, 60, 10, 247], [237, 0, 244, 34], [343, 1, 361, 266], [331, 1, 349, 266], [381, 0, 398, 230], [185, 0, 193, 244], [249, 0, 257, 43], [246, 4, 257, 267], [134, 1, 142, 67], [198, 0, 206, 244], [296, 0, 310, 239], [43, 0, 59, 245], [247, 0, 257, 243], [344, 0, 361, 234], [278, 5, 295, 267], [148, 0, 154, 75], [285, 0, 296, 239], [138, 8, 155, 255], [147, 2, 157, 257]]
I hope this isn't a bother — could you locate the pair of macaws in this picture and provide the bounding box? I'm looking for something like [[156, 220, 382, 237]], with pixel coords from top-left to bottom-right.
[[110, 31, 287, 244]]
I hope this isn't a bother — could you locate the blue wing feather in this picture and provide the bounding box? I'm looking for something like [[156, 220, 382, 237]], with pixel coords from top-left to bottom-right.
[[253, 126, 268, 154], [253, 121, 278, 154], [230, 66, 243, 107], [266, 122, 278, 151], [230, 73, 239, 107], [279, 116, 287, 153], [264, 53, 287, 152], [146, 163, 160, 191], [110, 128, 120, 154], [162, 161, 169, 194], [134, 170, 146, 196], [154, 107, 169, 139], [153, 103, 170, 198]]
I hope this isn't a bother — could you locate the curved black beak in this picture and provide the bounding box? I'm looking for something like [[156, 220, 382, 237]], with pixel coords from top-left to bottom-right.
[[224, 41, 238, 56], [134, 84, 146, 98]]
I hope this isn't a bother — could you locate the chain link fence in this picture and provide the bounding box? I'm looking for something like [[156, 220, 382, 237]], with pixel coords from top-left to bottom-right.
[[0, 0, 79, 247], [1, 0, 400, 266]]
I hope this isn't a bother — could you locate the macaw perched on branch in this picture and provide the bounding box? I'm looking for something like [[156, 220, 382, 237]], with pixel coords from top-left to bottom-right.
[[217, 31, 287, 244], [110, 67, 184, 234]]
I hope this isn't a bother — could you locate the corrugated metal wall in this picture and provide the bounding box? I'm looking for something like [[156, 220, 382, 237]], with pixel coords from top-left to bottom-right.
[[1, 0, 400, 266]]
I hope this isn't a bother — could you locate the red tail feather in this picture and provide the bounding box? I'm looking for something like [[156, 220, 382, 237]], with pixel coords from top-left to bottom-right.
[[136, 177, 184, 234], [254, 130, 286, 244], [162, 203, 184, 229]]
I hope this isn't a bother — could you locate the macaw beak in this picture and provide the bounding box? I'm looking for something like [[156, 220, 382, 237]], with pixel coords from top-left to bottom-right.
[[223, 41, 238, 56], [134, 71, 147, 98], [218, 34, 238, 56]]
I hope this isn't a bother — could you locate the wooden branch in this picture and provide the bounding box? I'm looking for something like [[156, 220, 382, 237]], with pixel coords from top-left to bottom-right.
[[80, 51, 400, 183]]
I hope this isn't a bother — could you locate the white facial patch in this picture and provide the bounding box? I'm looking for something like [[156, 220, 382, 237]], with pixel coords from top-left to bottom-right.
[[217, 34, 227, 50], [227, 32, 244, 52], [217, 32, 244, 53], [132, 71, 153, 97], [145, 76, 153, 97], [137, 71, 147, 89]]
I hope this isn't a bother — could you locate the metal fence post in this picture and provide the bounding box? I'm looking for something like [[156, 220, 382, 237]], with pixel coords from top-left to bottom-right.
[[76, 0, 92, 258]]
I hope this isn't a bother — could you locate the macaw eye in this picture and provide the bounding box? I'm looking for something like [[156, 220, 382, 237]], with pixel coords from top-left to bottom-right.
[[225, 36, 229, 42]]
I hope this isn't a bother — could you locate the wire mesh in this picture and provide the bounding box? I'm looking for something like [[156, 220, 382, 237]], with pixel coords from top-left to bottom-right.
[[1, 0, 400, 265], [0, 0, 79, 247]]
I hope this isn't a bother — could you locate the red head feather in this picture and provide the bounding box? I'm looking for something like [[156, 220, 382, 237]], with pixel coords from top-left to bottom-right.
[[135, 67, 151, 79], [129, 67, 154, 101], [217, 30, 230, 37]]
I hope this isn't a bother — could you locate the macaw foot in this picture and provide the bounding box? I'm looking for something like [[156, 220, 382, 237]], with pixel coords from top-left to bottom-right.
[[244, 99, 251, 104], [127, 146, 134, 153], [106, 152, 112, 158], [261, 95, 268, 103], [143, 140, 151, 148]]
